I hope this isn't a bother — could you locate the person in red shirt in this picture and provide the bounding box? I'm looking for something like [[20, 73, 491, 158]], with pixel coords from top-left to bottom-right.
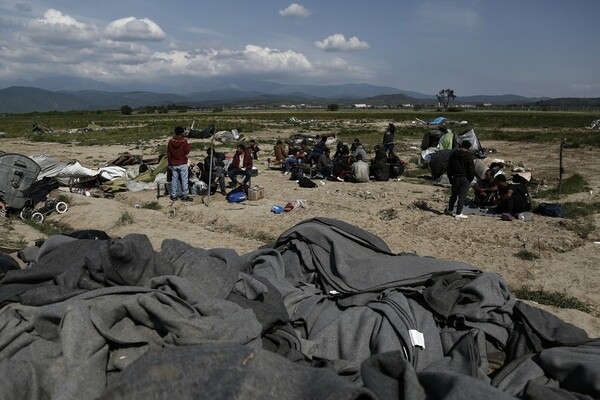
[[167, 126, 192, 201], [227, 144, 253, 187]]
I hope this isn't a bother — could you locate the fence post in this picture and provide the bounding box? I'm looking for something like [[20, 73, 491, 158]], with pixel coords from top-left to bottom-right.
[[558, 138, 565, 196]]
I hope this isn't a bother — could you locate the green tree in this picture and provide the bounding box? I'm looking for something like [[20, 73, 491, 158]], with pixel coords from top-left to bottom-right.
[[120, 105, 133, 115], [327, 103, 339, 111], [436, 89, 456, 111]]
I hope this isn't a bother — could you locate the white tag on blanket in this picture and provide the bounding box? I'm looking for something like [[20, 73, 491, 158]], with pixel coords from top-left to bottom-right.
[[409, 329, 425, 348], [328, 290, 340, 295]]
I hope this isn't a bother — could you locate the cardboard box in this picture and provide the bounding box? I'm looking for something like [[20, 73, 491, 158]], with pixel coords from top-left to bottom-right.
[[248, 185, 265, 201]]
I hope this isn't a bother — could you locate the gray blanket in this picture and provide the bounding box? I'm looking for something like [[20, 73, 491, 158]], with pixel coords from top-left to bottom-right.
[[0, 218, 597, 400]]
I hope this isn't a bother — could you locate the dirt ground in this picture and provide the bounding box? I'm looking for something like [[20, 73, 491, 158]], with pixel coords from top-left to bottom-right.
[[2, 129, 599, 337]]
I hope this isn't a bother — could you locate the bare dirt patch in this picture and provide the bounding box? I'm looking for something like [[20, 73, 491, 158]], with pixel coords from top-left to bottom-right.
[[2, 134, 599, 336]]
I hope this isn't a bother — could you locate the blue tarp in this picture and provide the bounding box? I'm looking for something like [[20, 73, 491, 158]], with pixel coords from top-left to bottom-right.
[[427, 116, 447, 125]]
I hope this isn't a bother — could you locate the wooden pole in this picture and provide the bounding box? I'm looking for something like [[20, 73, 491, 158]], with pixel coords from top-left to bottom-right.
[[558, 138, 565, 196], [206, 138, 214, 206]]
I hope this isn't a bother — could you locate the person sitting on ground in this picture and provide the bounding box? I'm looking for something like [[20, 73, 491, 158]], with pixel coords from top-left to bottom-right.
[[248, 139, 261, 160], [347, 153, 369, 183], [473, 169, 499, 207], [386, 150, 405, 179], [493, 174, 531, 216], [369, 144, 389, 181], [445, 140, 475, 219], [332, 144, 352, 181], [351, 139, 368, 162], [228, 144, 253, 187], [273, 139, 287, 163], [167, 126, 193, 202], [283, 141, 309, 175], [309, 134, 328, 164], [315, 147, 333, 179], [202, 148, 227, 195], [333, 141, 345, 158]]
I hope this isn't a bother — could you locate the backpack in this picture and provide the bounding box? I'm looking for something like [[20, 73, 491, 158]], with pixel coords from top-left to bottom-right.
[[534, 202, 565, 218], [298, 176, 317, 188], [511, 183, 531, 213], [226, 184, 249, 202], [227, 191, 247, 203]]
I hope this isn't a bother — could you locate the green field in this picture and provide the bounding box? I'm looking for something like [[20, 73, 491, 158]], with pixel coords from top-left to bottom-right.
[[1, 109, 598, 149]]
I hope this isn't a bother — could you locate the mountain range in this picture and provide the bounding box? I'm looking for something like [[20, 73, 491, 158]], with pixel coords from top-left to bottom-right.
[[0, 76, 581, 114]]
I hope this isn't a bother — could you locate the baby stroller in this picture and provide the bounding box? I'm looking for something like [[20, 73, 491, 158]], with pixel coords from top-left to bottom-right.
[[18, 177, 67, 223], [0, 153, 66, 223]]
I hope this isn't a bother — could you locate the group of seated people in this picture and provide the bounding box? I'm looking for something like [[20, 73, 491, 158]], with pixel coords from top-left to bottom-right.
[[472, 168, 531, 216], [272, 135, 407, 183], [190, 143, 257, 195]]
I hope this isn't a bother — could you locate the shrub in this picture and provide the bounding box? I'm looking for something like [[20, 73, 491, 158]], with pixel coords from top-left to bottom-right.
[[512, 285, 592, 313], [116, 211, 134, 226], [514, 249, 540, 261], [141, 201, 162, 210]]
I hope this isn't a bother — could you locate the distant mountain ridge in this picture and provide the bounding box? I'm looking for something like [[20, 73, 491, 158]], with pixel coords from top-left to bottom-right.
[[0, 77, 588, 113]]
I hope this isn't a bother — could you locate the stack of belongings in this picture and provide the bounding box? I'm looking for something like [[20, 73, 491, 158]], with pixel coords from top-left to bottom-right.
[[0, 218, 598, 400]]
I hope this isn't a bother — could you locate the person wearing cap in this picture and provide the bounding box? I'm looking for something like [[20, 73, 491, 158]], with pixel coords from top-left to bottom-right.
[[445, 140, 474, 219]]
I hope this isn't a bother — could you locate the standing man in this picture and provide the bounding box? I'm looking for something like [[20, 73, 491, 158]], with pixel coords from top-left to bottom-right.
[[167, 126, 192, 201], [383, 123, 396, 153], [445, 140, 474, 218]]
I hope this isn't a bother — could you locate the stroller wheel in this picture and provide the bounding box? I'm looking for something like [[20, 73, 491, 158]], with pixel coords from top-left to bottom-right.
[[20, 208, 33, 220], [31, 212, 44, 224], [55, 201, 68, 214]]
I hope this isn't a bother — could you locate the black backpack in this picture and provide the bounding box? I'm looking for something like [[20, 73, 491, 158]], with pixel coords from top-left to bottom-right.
[[511, 183, 531, 212], [298, 176, 317, 188]]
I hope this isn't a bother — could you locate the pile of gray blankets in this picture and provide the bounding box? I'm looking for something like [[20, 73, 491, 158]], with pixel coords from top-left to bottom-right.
[[0, 217, 598, 399]]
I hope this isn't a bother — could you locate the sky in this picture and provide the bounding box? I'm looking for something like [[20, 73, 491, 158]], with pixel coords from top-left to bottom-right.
[[0, 0, 599, 98]]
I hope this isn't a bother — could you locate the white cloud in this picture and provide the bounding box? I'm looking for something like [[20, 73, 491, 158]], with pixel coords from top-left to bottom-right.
[[314, 34, 370, 52], [0, 8, 371, 87], [105, 17, 166, 41], [144, 44, 312, 77], [279, 3, 310, 18], [35, 8, 85, 28], [26, 9, 97, 44]]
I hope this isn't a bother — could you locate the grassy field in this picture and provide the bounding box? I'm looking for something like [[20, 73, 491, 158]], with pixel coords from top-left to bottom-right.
[[1, 109, 598, 148]]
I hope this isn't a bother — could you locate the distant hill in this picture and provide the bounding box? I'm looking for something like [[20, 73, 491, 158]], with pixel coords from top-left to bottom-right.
[[0, 86, 85, 114], [0, 82, 595, 113]]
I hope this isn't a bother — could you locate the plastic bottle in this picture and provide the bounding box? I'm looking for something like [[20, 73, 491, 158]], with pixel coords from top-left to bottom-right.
[[271, 205, 284, 214]]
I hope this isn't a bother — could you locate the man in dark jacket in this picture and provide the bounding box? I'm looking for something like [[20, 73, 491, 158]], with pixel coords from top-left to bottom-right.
[[369, 145, 389, 181], [309, 135, 328, 164], [167, 126, 192, 201], [445, 140, 474, 218], [382, 123, 396, 153]]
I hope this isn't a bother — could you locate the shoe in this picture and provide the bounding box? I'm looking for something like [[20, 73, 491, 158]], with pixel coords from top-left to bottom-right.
[[455, 214, 468, 219], [336, 176, 344, 182], [181, 196, 193, 202], [169, 196, 177, 201], [283, 171, 290, 175], [444, 208, 454, 216], [220, 189, 227, 195]]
